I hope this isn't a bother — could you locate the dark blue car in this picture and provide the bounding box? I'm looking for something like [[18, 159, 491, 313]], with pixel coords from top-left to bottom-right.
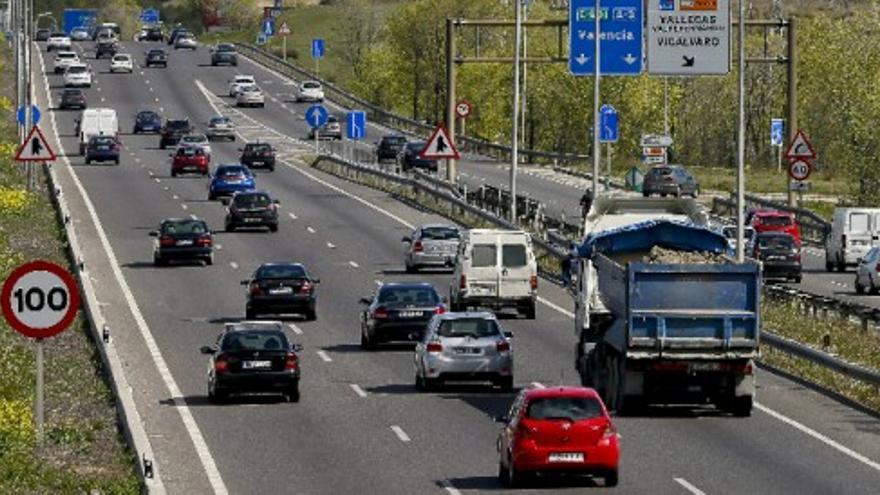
[[85, 135, 120, 165], [133, 110, 162, 134], [208, 165, 256, 202]]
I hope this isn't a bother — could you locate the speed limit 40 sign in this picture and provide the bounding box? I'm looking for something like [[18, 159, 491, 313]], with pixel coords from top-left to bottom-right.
[[1, 261, 80, 339], [788, 159, 812, 181]]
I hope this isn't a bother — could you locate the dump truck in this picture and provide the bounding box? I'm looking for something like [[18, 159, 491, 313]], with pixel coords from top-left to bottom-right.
[[572, 198, 760, 416]]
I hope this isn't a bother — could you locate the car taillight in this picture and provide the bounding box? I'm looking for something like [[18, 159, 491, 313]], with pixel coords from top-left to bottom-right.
[[249, 284, 263, 296], [530, 275, 538, 291], [434, 305, 445, 315], [214, 357, 228, 374], [373, 307, 388, 319], [426, 342, 442, 353], [197, 235, 212, 247], [413, 241, 423, 252], [794, 252, 801, 262], [159, 235, 175, 247], [299, 281, 312, 294], [285, 352, 299, 370], [496, 340, 510, 352], [459, 275, 467, 290], [598, 423, 617, 446], [875, 262, 880, 272]]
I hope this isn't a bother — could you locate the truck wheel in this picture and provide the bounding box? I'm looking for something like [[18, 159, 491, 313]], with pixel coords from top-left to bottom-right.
[[524, 301, 536, 320], [496, 376, 514, 392], [825, 259, 834, 272], [245, 308, 257, 320], [730, 396, 753, 417], [837, 259, 845, 272]]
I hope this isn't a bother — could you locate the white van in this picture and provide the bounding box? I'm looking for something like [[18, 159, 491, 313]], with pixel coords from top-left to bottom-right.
[[825, 207, 880, 271], [77, 108, 118, 154], [449, 229, 538, 318]]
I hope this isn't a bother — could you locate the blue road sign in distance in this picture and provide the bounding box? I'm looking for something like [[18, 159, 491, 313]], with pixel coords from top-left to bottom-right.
[[312, 38, 325, 59], [262, 18, 275, 37], [569, 0, 643, 76], [770, 118, 784, 147], [599, 104, 618, 143], [346, 111, 366, 140], [256, 34, 267, 46], [139, 8, 159, 24], [17, 105, 41, 126], [305, 105, 329, 129]]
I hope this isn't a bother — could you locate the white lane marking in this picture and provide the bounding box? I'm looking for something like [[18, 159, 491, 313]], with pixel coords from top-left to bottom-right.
[[348, 261, 359, 268], [287, 323, 303, 335], [100, 97, 106, 102], [755, 403, 880, 473], [674, 478, 706, 495], [215, 244, 223, 251], [229, 262, 239, 269], [189, 214, 198, 220], [154, 177, 161, 183], [349, 384, 368, 398], [440, 480, 462, 495], [390, 425, 411, 443], [154, 97, 160, 102], [531, 382, 546, 389], [181, 203, 188, 210], [149, 87, 154, 92], [37, 50, 228, 494], [316, 350, 332, 362], [537, 296, 573, 318], [172, 194, 179, 200], [288, 212, 297, 220], [326, 242, 336, 249], [306, 226, 316, 233]]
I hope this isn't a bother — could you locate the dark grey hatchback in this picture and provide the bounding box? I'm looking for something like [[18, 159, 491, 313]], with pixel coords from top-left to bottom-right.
[[225, 191, 279, 232], [642, 164, 700, 198], [359, 282, 445, 349], [150, 218, 214, 266]]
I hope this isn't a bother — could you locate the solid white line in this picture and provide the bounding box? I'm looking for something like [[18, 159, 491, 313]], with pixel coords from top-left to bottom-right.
[[181, 203, 188, 210], [537, 296, 573, 318], [390, 425, 411, 443], [38, 52, 228, 494], [316, 350, 332, 362], [674, 478, 706, 495], [288, 212, 297, 220], [215, 244, 222, 251], [440, 480, 461, 495], [348, 261, 359, 268], [349, 384, 368, 398], [287, 323, 302, 335], [755, 402, 880, 473]]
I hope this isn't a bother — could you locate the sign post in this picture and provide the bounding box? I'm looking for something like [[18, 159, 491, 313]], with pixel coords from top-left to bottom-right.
[[1, 261, 81, 444], [278, 22, 291, 62]]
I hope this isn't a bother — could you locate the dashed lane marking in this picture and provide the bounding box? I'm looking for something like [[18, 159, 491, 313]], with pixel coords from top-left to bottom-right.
[[349, 261, 359, 268], [390, 425, 411, 443], [316, 350, 332, 362], [229, 262, 238, 269], [349, 384, 368, 398], [674, 478, 705, 495], [287, 323, 303, 335]]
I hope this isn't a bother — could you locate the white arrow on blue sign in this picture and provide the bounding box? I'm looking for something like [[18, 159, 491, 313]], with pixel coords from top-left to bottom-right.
[[770, 118, 784, 147], [262, 18, 275, 37], [569, 0, 643, 76], [346, 111, 366, 140], [305, 105, 329, 129], [139, 8, 159, 24], [312, 39, 324, 59], [599, 104, 618, 143], [17, 105, 40, 126], [256, 34, 267, 46]]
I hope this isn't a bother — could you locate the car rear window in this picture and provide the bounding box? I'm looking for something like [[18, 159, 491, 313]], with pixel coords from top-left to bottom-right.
[[256, 265, 306, 279], [222, 331, 289, 351], [378, 287, 439, 305], [162, 220, 208, 235], [67, 66, 87, 73], [182, 135, 206, 143], [90, 136, 115, 145], [247, 144, 271, 153], [407, 142, 425, 151], [234, 193, 270, 208], [211, 117, 230, 125], [167, 120, 189, 129], [472, 244, 497, 267], [303, 81, 321, 89], [759, 215, 793, 227], [849, 212, 870, 232], [138, 112, 158, 121], [649, 167, 674, 176], [757, 235, 794, 249], [57, 53, 77, 59], [217, 167, 247, 177], [526, 397, 602, 421], [437, 318, 499, 338], [421, 227, 459, 240], [502, 244, 527, 267], [383, 136, 406, 145]]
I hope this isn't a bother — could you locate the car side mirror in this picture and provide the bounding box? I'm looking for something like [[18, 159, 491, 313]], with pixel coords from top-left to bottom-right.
[[199, 346, 215, 355], [493, 414, 509, 423], [240, 279, 250, 285], [148, 231, 158, 237], [359, 297, 371, 305], [504, 331, 514, 339], [401, 236, 411, 243]]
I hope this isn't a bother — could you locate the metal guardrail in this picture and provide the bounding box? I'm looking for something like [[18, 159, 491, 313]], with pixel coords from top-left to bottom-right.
[[763, 330, 880, 386], [235, 43, 591, 165], [711, 193, 831, 245], [764, 284, 880, 332]]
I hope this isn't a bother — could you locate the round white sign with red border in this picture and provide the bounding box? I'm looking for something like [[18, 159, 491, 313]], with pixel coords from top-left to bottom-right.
[[788, 159, 811, 181], [1, 261, 80, 339], [455, 100, 472, 119]]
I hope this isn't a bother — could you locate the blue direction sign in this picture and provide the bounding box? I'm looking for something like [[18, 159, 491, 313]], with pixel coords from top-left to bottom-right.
[[305, 105, 329, 129], [262, 18, 275, 37], [256, 34, 268, 46], [17, 105, 41, 126], [312, 38, 325, 59], [139, 8, 160, 24], [569, 0, 643, 76], [599, 104, 618, 143], [771, 118, 784, 146], [346, 111, 366, 140]]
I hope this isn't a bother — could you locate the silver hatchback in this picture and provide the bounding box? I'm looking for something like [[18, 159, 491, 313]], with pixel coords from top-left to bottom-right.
[[402, 224, 460, 272], [414, 312, 513, 390]]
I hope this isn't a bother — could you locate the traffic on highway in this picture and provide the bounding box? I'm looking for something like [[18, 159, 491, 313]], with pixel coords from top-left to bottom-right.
[[21, 19, 880, 495]]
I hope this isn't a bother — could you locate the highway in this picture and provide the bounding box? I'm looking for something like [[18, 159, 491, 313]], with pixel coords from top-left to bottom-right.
[[34, 40, 880, 494]]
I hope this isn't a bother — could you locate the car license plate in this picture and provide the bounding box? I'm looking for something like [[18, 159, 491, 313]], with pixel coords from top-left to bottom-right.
[[244, 218, 261, 223], [453, 347, 480, 355], [176, 239, 193, 246], [252, 161, 263, 166], [548, 453, 584, 463], [399, 311, 421, 318], [242, 360, 272, 370], [98, 145, 110, 150], [767, 255, 786, 261], [689, 362, 721, 372], [269, 287, 293, 295]]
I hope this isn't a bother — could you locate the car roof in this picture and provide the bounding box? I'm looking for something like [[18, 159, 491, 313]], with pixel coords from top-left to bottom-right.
[[379, 282, 437, 290], [161, 217, 204, 223], [434, 311, 496, 321], [257, 262, 305, 269], [753, 209, 791, 217], [233, 190, 271, 197], [521, 386, 601, 401], [225, 320, 284, 333], [419, 223, 459, 230]]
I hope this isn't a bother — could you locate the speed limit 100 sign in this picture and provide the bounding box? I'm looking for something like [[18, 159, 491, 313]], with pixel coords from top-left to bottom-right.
[[455, 100, 472, 119], [788, 159, 811, 181], [1, 261, 80, 339]]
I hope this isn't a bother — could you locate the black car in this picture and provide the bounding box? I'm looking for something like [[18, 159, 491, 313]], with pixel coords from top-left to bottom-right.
[[225, 191, 279, 233], [210, 43, 238, 66], [377, 135, 407, 162], [242, 263, 319, 321], [752, 232, 801, 283], [642, 164, 700, 198], [145, 48, 167, 67], [400, 141, 438, 173], [142, 26, 164, 42], [36, 29, 51, 42], [85, 135, 121, 165], [59, 88, 86, 109], [359, 282, 444, 349], [95, 40, 118, 59], [133, 110, 162, 134], [159, 118, 193, 148], [150, 218, 214, 266], [239, 142, 275, 171], [201, 322, 302, 403]]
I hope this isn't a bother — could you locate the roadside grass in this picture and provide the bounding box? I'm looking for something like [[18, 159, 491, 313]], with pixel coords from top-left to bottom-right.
[[0, 48, 140, 492], [688, 165, 849, 197]]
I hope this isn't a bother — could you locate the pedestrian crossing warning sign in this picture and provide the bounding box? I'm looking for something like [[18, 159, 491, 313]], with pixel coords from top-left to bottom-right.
[[420, 123, 460, 160], [15, 125, 56, 162]]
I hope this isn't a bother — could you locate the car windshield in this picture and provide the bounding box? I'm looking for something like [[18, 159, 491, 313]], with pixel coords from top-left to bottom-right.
[[406, 142, 425, 151], [759, 215, 793, 227], [255, 265, 306, 279], [246, 144, 271, 154], [67, 66, 87, 74], [162, 220, 208, 235], [234, 193, 271, 208], [216, 44, 234, 52], [138, 112, 158, 121], [303, 81, 321, 89], [241, 86, 260, 93], [757, 236, 794, 249], [526, 397, 603, 421], [177, 147, 203, 157], [222, 331, 289, 352], [436, 318, 499, 338], [378, 287, 439, 305], [421, 227, 459, 240], [210, 117, 230, 125], [649, 167, 674, 177]]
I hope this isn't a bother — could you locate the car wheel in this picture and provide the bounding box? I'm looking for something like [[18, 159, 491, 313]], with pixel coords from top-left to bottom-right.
[[405, 263, 417, 273], [304, 307, 317, 321], [603, 469, 619, 487], [730, 396, 753, 417], [855, 278, 864, 294], [287, 383, 300, 403], [208, 193, 215, 201], [226, 223, 235, 233], [360, 328, 375, 350], [519, 301, 536, 320], [267, 165, 274, 172], [204, 253, 214, 266], [269, 224, 278, 233], [826, 259, 834, 272], [793, 275, 802, 284], [171, 170, 177, 177], [837, 259, 845, 272], [153, 253, 165, 266], [114, 159, 120, 165], [245, 308, 257, 320], [209, 387, 227, 404], [85, 158, 91, 165], [641, 191, 650, 197], [415, 372, 425, 391]]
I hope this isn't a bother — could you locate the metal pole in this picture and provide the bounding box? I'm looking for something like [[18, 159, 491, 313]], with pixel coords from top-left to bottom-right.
[[735, 0, 746, 263], [35, 338, 44, 445], [446, 18, 457, 182], [592, 0, 601, 197], [786, 17, 798, 207], [606, 142, 611, 183], [520, 4, 528, 150], [24, 0, 32, 191], [663, 77, 669, 136], [282, 35, 287, 63], [510, 0, 522, 222]]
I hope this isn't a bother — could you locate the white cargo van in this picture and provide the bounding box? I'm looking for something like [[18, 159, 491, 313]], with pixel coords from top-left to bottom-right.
[[77, 108, 118, 155], [449, 229, 538, 318], [825, 207, 880, 271]]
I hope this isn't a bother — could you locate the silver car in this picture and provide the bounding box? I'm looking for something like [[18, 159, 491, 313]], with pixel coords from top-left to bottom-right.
[[402, 224, 460, 272], [236, 84, 265, 108], [206, 115, 235, 141], [177, 133, 212, 157], [854, 246, 880, 294], [414, 312, 513, 390], [174, 33, 197, 50]]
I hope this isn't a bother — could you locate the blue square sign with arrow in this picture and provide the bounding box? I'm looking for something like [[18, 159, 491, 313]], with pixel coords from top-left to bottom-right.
[[569, 0, 643, 76], [599, 104, 618, 143], [346, 111, 366, 140]]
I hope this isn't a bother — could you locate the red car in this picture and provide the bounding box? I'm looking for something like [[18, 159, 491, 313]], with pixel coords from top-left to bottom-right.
[[496, 386, 619, 487], [748, 209, 801, 246], [171, 146, 209, 176]]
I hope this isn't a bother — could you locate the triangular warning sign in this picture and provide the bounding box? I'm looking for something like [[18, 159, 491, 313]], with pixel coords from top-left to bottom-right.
[[15, 125, 56, 162], [784, 130, 816, 160], [420, 123, 460, 160]]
